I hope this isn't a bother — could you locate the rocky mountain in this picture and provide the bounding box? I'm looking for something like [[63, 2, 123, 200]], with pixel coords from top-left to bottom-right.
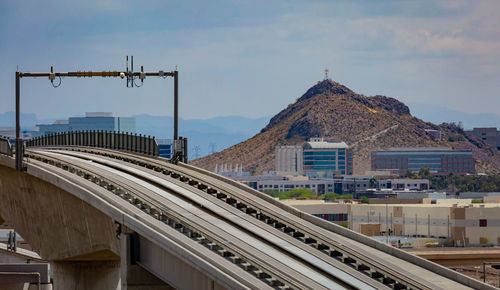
[[191, 80, 500, 175]]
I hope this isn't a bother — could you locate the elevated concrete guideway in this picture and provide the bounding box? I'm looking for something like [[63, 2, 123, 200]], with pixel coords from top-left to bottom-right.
[[0, 154, 257, 289], [0, 146, 495, 289]]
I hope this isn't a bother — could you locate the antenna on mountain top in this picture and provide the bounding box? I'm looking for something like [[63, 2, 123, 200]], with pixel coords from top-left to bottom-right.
[[324, 67, 330, 81]]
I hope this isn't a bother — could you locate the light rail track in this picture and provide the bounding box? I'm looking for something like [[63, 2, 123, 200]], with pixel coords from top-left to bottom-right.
[[26, 149, 382, 290], [25, 146, 481, 289]]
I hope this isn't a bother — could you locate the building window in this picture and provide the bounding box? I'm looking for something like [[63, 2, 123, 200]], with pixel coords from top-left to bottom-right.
[[479, 219, 487, 227]]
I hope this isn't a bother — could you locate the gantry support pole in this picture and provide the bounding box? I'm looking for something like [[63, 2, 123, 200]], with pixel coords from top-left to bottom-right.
[[174, 70, 179, 141], [15, 71, 25, 171]]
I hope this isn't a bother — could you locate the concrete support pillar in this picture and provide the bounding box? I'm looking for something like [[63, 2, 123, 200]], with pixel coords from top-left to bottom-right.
[[120, 233, 172, 290], [51, 261, 120, 290], [0, 283, 52, 290]]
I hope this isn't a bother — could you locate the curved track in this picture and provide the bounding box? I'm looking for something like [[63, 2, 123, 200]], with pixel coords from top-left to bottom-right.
[[23, 146, 488, 289], [26, 148, 380, 289]]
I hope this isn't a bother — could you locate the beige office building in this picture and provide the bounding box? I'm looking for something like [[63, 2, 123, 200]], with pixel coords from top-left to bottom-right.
[[283, 200, 500, 247]]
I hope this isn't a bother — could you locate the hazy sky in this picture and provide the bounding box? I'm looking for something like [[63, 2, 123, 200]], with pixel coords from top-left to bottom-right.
[[1, 0, 499, 120]]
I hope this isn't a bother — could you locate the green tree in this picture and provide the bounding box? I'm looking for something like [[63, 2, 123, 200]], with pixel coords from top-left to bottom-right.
[[360, 196, 370, 204], [265, 188, 317, 200], [339, 222, 348, 228], [263, 189, 281, 198], [321, 193, 353, 200], [418, 167, 431, 179], [369, 177, 377, 189], [323, 192, 340, 200]]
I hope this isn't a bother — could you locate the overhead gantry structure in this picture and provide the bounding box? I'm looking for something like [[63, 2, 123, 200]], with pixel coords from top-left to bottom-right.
[[14, 56, 185, 171]]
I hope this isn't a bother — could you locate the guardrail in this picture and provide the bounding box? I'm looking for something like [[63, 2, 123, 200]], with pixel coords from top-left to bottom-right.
[[26, 131, 159, 156], [0, 137, 12, 157]]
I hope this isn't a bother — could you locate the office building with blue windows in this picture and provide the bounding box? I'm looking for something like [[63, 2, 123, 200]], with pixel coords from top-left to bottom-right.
[[303, 138, 353, 178], [276, 138, 353, 178]]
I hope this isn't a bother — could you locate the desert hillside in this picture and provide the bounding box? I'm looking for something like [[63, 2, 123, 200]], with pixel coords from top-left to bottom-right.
[[192, 80, 500, 175]]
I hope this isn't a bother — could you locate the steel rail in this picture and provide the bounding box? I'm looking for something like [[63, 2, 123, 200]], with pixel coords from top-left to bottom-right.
[[51, 146, 431, 289], [47, 151, 338, 290], [45, 148, 388, 289], [31, 146, 488, 289], [45, 149, 383, 290], [27, 150, 358, 290], [25, 151, 276, 289]]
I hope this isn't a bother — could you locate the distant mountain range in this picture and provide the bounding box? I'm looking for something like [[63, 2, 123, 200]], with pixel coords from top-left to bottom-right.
[[0, 111, 268, 159], [134, 115, 269, 158], [0, 112, 56, 130], [408, 103, 500, 130], [3, 102, 498, 133], [1, 98, 499, 163], [192, 80, 500, 175]]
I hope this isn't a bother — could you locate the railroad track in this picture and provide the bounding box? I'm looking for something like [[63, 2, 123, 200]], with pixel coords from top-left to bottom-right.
[[26, 149, 383, 290], [25, 146, 478, 289]]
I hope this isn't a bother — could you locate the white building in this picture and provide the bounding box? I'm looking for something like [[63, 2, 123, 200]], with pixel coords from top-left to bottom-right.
[[275, 145, 303, 174], [378, 179, 429, 191]]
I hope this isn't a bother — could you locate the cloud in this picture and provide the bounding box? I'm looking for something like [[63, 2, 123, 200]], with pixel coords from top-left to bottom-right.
[[0, 0, 499, 120]]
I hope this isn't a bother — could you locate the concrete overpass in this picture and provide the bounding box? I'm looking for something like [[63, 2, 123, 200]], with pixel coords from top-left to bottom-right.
[[0, 137, 495, 289]]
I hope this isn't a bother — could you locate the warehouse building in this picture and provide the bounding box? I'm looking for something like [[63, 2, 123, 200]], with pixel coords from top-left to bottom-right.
[[284, 200, 500, 247]]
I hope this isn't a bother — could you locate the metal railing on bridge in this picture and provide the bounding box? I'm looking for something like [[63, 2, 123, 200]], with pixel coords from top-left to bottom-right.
[[0, 137, 13, 157], [26, 131, 159, 156]]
